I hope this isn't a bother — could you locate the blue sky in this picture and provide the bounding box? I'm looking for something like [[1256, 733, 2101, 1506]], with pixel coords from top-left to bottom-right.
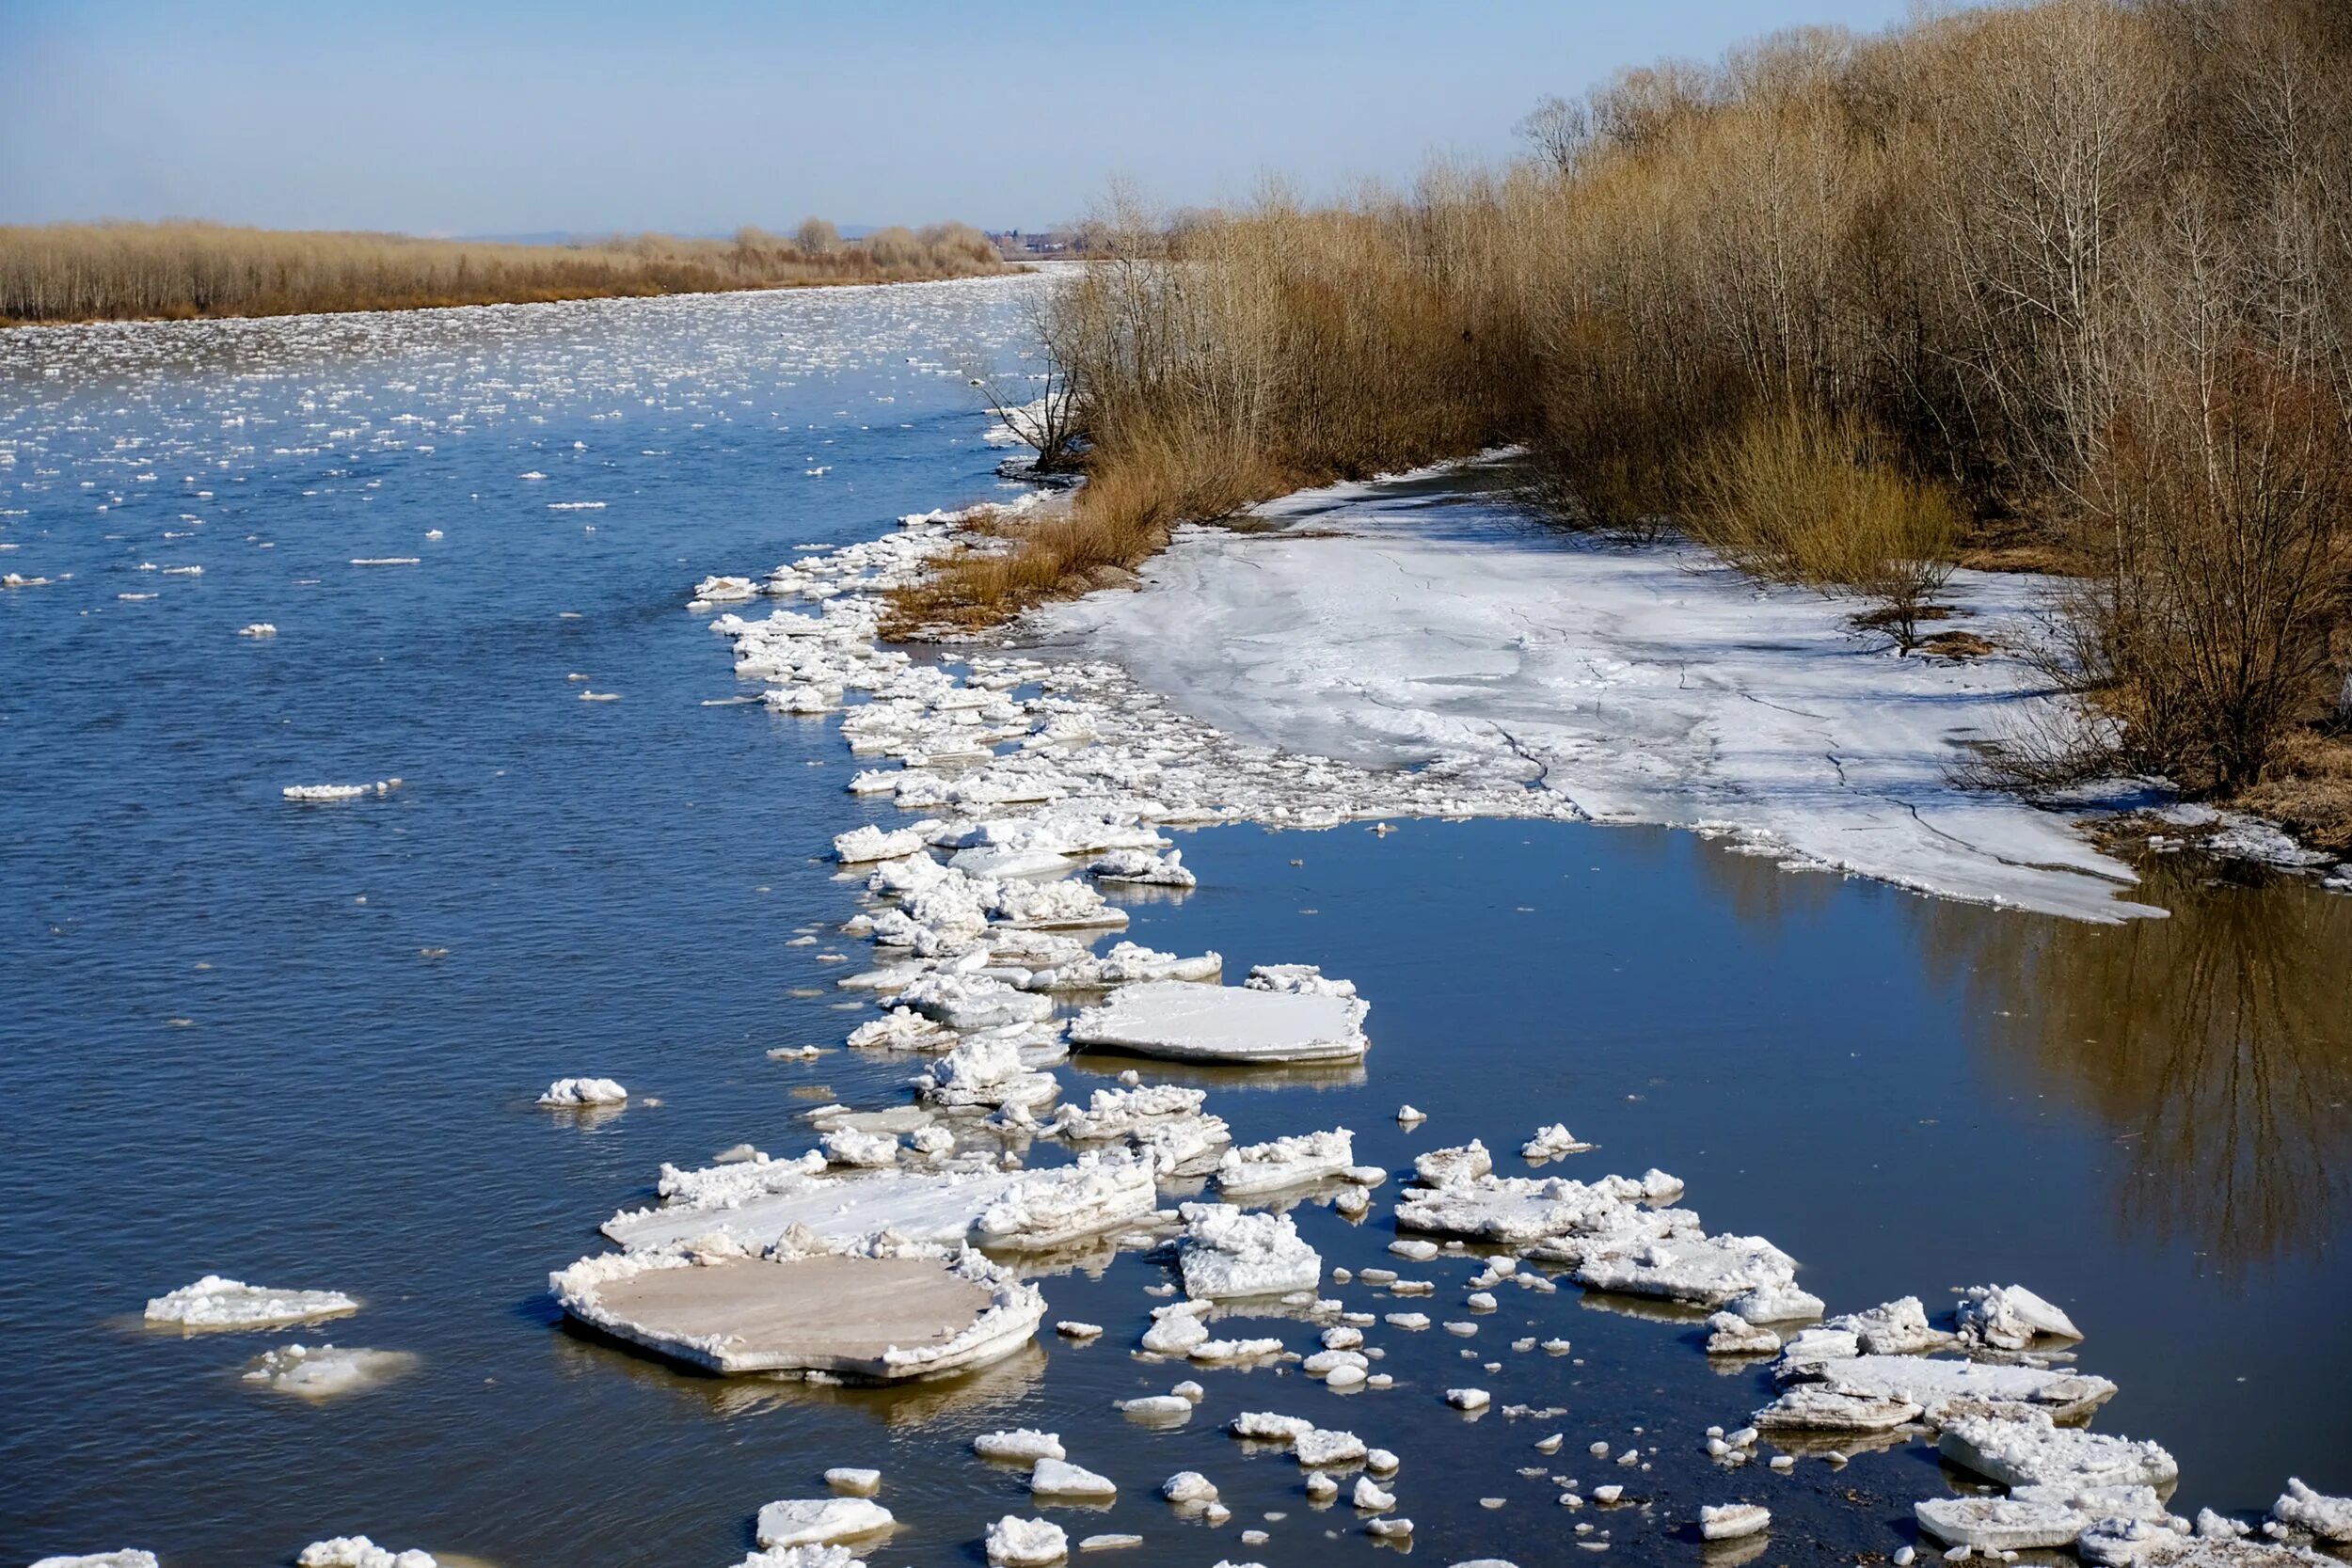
[[3, 0, 1924, 234]]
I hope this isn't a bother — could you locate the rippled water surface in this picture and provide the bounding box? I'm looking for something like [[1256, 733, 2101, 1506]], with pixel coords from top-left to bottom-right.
[[3, 277, 2348, 1568]]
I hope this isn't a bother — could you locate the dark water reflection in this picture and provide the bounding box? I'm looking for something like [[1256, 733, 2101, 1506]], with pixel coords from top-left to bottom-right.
[[1921, 859, 2352, 1279]]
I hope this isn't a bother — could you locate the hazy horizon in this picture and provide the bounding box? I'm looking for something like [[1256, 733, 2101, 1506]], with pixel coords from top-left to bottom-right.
[[5, 0, 1923, 236]]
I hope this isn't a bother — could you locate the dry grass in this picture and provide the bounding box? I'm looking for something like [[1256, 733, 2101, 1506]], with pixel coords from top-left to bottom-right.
[[882, 430, 1288, 636], [1688, 405, 1963, 647], [0, 220, 1010, 325], [2233, 731, 2352, 855]]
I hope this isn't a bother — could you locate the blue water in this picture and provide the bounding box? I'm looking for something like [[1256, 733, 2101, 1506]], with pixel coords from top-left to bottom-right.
[[3, 280, 2346, 1568]]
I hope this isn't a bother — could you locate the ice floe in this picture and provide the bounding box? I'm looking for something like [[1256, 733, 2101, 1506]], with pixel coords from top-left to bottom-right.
[[538, 1076, 628, 1107], [143, 1274, 358, 1329], [550, 1236, 1044, 1380], [1071, 982, 1369, 1066], [756, 1497, 895, 1547], [1178, 1203, 1321, 1298], [296, 1539, 437, 1568], [242, 1343, 414, 1399]]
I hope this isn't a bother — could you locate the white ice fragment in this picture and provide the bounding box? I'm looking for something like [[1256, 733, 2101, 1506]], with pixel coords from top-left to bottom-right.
[[826, 1468, 882, 1497], [243, 1343, 413, 1399], [144, 1275, 357, 1329], [985, 1516, 1068, 1567], [1447, 1387, 1490, 1411], [1179, 1202, 1321, 1298], [757, 1498, 895, 1548], [1216, 1129, 1355, 1195], [1521, 1124, 1593, 1160], [1938, 1413, 2178, 1490], [1295, 1428, 1368, 1467], [1701, 1504, 1772, 1541], [295, 1539, 436, 1568], [977, 1430, 1067, 1463], [2272, 1480, 2352, 1543], [1163, 1471, 1219, 1504], [1955, 1284, 2083, 1350], [538, 1076, 627, 1107], [1032, 1458, 1117, 1498], [1353, 1477, 1396, 1512]]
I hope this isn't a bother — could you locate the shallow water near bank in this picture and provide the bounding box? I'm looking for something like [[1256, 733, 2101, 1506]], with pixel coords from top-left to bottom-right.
[[3, 278, 2348, 1567]]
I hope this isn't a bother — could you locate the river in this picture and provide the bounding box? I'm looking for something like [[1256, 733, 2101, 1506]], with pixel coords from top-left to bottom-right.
[[3, 274, 2345, 1568]]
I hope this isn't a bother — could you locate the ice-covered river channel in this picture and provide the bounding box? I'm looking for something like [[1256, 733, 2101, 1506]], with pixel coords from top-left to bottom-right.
[[3, 274, 2348, 1568]]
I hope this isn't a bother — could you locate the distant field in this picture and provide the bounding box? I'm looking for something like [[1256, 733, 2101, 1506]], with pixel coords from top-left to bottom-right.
[[0, 219, 1015, 325]]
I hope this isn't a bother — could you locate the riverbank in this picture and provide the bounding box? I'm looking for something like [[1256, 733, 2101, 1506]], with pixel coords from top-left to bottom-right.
[[0, 219, 1020, 326]]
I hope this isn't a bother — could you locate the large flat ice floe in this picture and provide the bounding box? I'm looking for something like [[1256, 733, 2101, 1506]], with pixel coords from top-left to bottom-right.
[[1070, 982, 1370, 1065], [551, 1240, 1044, 1380], [1036, 459, 2161, 923]]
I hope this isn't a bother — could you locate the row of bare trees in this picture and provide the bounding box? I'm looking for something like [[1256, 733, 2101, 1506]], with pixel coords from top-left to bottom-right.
[[1032, 0, 2352, 814], [0, 220, 1007, 324]]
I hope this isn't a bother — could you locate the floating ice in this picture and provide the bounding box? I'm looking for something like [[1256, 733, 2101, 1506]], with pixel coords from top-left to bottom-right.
[[538, 1076, 628, 1107], [977, 1430, 1066, 1463], [550, 1241, 1045, 1379], [986, 1516, 1068, 1566], [1071, 981, 1369, 1065], [1178, 1203, 1322, 1298], [144, 1274, 358, 1329], [1520, 1124, 1593, 1161], [974, 1155, 1158, 1250], [1216, 1129, 1356, 1196], [1916, 1485, 2170, 1552], [757, 1497, 896, 1548], [1163, 1471, 1219, 1504], [1955, 1283, 2084, 1350], [295, 1539, 437, 1568], [283, 779, 401, 802], [1701, 1504, 1772, 1541], [243, 1343, 413, 1399], [1939, 1413, 2179, 1490], [1032, 1458, 1117, 1498], [826, 1468, 882, 1496], [2271, 1480, 2352, 1544], [30, 1555, 162, 1568]]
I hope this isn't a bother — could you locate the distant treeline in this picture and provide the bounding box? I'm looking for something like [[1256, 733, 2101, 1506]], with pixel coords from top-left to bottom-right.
[[921, 0, 2352, 846], [0, 218, 1011, 325]]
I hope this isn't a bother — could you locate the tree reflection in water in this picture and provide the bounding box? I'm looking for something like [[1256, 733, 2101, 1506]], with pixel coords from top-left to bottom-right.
[[1918, 859, 2352, 1279]]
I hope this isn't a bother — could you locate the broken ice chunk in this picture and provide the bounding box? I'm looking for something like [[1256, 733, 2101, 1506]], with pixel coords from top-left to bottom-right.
[[1938, 1413, 2178, 1490], [1178, 1202, 1322, 1298], [1700, 1504, 1772, 1541], [1955, 1283, 2084, 1351], [144, 1275, 358, 1330], [986, 1517, 1068, 1567], [756, 1497, 896, 1548], [538, 1076, 627, 1107], [243, 1344, 415, 1400], [1031, 1458, 1117, 1498], [2272, 1479, 2352, 1544], [977, 1430, 1066, 1463], [1216, 1129, 1355, 1196]]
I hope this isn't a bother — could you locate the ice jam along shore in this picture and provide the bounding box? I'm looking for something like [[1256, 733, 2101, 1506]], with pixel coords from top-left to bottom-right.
[[526, 468, 2352, 1568]]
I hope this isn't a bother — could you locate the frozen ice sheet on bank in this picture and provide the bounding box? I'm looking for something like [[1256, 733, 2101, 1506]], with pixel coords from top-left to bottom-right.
[[1035, 460, 2162, 924]]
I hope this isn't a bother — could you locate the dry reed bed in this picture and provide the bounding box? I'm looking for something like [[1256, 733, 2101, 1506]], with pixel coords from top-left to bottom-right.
[[0, 220, 1010, 325]]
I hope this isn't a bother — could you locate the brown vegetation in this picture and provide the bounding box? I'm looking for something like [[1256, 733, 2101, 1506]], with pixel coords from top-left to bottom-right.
[[0, 220, 1010, 325], [951, 0, 2352, 838]]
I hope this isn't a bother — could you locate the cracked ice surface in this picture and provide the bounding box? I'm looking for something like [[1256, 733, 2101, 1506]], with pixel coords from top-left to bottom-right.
[[1034, 458, 2161, 923]]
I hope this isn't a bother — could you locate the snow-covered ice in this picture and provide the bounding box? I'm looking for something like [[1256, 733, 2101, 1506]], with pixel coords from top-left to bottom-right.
[[1071, 982, 1370, 1065], [1178, 1203, 1322, 1298], [1037, 459, 2161, 923], [144, 1275, 358, 1329], [538, 1076, 628, 1107], [756, 1497, 896, 1547]]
